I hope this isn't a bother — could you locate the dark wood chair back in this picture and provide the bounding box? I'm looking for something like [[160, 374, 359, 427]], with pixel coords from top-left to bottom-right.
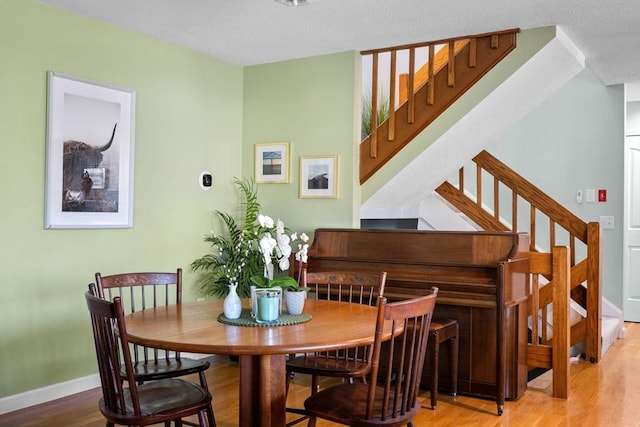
[[95, 270, 201, 374], [303, 269, 387, 306], [86, 284, 131, 415], [84, 284, 214, 426], [303, 287, 438, 426], [300, 269, 387, 363], [95, 269, 213, 426], [285, 270, 387, 423]]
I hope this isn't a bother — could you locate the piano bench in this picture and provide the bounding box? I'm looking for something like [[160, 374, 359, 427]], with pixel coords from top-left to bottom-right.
[[428, 318, 459, 409]]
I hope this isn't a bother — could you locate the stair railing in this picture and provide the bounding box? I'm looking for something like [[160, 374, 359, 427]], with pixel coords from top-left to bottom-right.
[[360, 29, 519, 183], [436, 150, 602, 363]]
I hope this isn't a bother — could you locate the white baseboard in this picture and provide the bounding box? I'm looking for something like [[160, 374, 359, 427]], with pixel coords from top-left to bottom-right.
[[0, 353, 212, 415], [0, 374, 101, 415]]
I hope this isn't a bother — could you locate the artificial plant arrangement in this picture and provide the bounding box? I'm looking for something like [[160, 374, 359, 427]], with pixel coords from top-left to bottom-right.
[[191, 177, 309, 299]]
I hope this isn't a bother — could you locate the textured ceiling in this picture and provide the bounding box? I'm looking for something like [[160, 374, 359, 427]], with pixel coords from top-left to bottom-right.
[[40, 0, 640, 85]]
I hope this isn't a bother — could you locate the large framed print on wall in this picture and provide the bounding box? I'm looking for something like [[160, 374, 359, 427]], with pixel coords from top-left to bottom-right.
[[44, 72, 136, 229]]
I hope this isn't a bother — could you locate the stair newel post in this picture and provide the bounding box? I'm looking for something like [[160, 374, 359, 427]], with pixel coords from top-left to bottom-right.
[[370, 52, 378, 158], [388, 49, 396, 142], [586, 221, 602, 363]]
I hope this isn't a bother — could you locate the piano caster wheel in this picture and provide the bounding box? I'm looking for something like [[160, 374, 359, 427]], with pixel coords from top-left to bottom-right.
[[497, 406, 504, 416]]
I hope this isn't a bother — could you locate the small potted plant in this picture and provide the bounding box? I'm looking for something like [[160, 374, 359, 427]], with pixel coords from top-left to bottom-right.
[[192, 177, 309, 318], [283, 284, 307, 315], [249, 214, 309, 317]]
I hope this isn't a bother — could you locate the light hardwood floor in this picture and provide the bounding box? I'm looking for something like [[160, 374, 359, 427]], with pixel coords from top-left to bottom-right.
[[2, 322, 639, 427]]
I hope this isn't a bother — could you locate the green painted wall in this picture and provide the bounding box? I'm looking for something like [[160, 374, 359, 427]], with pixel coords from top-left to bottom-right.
[[0, 1, 627, 404], [0, 1, 243, 397], [242, 52, 360, 235]]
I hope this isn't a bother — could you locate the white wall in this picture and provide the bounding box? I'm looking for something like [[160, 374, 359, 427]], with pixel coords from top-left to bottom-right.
[[487, 69, 625, 306]]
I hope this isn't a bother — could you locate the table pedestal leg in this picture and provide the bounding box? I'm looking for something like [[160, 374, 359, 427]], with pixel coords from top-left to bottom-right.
[[239, 354, 287, 427]]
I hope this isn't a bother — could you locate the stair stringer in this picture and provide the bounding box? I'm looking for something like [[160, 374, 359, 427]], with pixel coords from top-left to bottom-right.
[[361, 27, 585, 219]]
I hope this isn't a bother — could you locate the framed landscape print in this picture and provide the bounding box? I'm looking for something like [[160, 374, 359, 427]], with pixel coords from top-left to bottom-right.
[[255, 142, 290, 183], [44, 72, 136, 229], [299, 155, 338, 198]]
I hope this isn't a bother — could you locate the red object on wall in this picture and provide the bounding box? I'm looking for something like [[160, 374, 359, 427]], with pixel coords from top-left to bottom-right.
[[598, 189, 607, 202]]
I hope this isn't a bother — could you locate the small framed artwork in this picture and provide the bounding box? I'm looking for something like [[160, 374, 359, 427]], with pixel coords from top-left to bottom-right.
[[255, 142, 290, 183], [45, 71, 136, 229], [299, 155, 338, 199]]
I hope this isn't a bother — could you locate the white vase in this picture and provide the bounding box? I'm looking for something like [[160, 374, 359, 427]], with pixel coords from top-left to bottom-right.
[[285, 289, 307, 315], [223, 284, 242, 319]]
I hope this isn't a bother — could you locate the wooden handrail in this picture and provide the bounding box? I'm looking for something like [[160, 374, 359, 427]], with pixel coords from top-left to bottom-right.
[[360, 28, 520, 56], [436, 150, 602, 363], [472, 151, 588, 241]]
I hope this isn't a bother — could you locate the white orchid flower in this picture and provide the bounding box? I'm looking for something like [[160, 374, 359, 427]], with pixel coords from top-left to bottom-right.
[[300, 233, 309, 243], [296, 243, 309, 264], [259, 233, 276, 266], [276, 229, 291, 246], [278, 241, 292, 260], [276, 219, 285, 234], [258, 214, 274, 228], [279, 256, 290, 271]]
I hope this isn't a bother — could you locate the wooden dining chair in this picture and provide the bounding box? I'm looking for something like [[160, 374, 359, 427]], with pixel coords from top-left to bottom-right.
[[285, 269, 386, 425], [85, 285, 216, 426], [95, 270, 213, 413], [303, 288, 438, 427]]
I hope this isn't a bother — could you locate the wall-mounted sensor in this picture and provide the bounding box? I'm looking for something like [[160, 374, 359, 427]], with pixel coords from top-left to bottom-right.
[[199, 171, 212, 190]]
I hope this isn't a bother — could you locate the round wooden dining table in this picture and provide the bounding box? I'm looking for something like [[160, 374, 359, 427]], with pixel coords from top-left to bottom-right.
[[124, 297, 397, 427]]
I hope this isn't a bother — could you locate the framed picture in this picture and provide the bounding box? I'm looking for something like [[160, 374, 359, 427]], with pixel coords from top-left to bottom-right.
[[299, 155, 338, 198], [255, 142, 290, 183], [45, 72, 136, 229]]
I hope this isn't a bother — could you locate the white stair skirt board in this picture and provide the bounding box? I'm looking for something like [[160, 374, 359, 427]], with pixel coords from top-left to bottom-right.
[[602, 316, 623, 356], [418, 193, 478, 231]]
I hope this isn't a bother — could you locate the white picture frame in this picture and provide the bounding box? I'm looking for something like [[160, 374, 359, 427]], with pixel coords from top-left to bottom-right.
[[299, 155, 338, 199], [45, 72, 136, 229]]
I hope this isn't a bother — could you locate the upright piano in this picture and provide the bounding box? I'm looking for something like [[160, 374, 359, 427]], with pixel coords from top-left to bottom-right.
[[300, 228, 530, 414]]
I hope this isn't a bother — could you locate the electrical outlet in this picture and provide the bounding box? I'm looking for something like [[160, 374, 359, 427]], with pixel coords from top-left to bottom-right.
[[600, 216, 614, 229]]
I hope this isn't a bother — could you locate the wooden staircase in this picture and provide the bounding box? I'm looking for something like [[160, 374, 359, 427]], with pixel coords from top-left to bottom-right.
[[360, 29, 519, 183], [435, 150, 602, 364], [358, 30, 603, 399]]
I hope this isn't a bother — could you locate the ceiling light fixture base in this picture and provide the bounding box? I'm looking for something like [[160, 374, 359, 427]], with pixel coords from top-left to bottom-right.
[[273, 0, 313, 6]]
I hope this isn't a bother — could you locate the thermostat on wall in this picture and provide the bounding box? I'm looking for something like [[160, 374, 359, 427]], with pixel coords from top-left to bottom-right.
[[199, 171, 212, 190]]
